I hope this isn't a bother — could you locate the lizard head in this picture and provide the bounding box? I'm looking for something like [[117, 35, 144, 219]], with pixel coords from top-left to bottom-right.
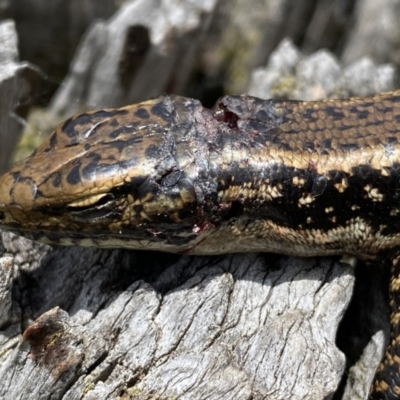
[[0, 95, 218, 251]]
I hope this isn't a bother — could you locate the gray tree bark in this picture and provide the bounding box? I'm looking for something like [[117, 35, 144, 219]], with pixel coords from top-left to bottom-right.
[[0, 232, 354, 400]]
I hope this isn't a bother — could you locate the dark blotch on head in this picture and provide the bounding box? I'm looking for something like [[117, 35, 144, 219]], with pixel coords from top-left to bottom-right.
[[95, 163, 121, 177], [72, 113, 93, 125], [62, 110, 129, 138], [151, 102, 172, 121], [135, 107, 150, 119], [109, 126, 126, 139], [91, 109, 129, 118], [145, 144, 159, 159], [49, 133, 58, 150], [66, 163, 81, 185], [61, 117, 74, 137], [82, 153, 101, 180], [65, 114, 93, 136], [52, 172, 62, 187], [110, 119, 119, 127], [107, 140, 126, 152], [108, 124, 140, 139], [84, 143, 91, 151], [107, 136, 143, 152]]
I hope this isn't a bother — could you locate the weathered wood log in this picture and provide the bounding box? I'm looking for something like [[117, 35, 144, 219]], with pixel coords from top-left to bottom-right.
[[0, 232, 353, 399]]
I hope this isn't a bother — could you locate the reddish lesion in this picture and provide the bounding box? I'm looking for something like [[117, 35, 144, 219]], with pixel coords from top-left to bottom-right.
[[192, 221, 214, 234], [213, 102, 239, 129]]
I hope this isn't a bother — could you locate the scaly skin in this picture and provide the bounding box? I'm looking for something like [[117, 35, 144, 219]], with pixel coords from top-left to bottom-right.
[[2, 91, 400, 398]]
